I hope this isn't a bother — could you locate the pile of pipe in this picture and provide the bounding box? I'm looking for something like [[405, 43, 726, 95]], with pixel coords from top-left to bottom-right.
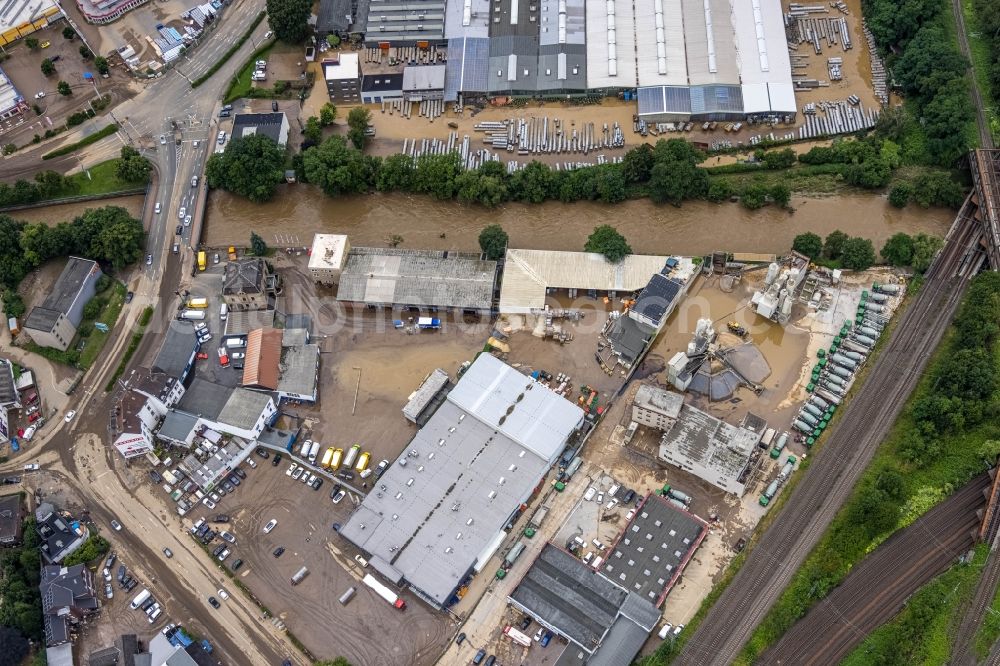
[[472, 117, 625, 155], [799, 101, 879, 139]]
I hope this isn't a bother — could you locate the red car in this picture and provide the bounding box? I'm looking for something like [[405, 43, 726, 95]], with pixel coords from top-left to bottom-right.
[[196, 352, 209, 360], [217, 347, 229, 366], [28, 412, 41, 423]]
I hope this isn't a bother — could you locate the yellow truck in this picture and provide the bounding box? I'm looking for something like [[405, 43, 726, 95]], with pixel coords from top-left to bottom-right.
[[187, 297, 208, 309], [321, 447, 335, 469], [197, 251, 206, 271], [228, 246, 237, 261], [329, 448, 344, 470], [355, 451, 371, 472]]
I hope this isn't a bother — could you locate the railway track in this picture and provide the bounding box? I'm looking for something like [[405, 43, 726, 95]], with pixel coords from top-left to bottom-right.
[[759, 474, 990, 665], [951, 542, 1000, 666], [675, 215, 983, 666], [951, 0, 994, 150]]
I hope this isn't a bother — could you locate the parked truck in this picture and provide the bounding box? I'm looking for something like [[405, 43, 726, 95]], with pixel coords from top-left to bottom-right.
[[355, 451, 371, 472], [180, 310, 205, 321], [329, 448, 344, 470], [778, 455, 797, 482], [530, 506, 549, 528], [299, 440, 311, 457], [769, 432, 789, 459], [343, 444, 361, 469], [308, 441, 321, 465], [197, 251, 206, 271], [417, 317, 441, 330], [290, 566, 309, 585], [187, 297, 208, 309], [363, 573, 406, 609], [563, 456, 582, 479], [760, 480, 779, 506], [321, 448, 335, 469], [504, 625, 533, 648], [505, 541, 526, 566], [664, 485, 692, 505]]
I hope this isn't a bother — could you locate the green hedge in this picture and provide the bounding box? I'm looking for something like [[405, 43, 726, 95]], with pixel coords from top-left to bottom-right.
[[62, 535, 110, 567], [42, 124, 119, 160], [191, 11, 267, 88]]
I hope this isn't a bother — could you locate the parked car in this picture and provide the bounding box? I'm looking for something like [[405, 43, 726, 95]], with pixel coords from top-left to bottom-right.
[[227, 473, 241, 486], [375, 459, 390, 478], [105, 583, 113, 599], [111, 520, 122, 531], [208, 596, 220, 609], [64, 410, 76, 423], [230, 559, 243, 571], [311, 477, 323, 491], [125, 291, 134, 304], [519, 616, 532, 631], [149, 470, 163, 483], [291, 468, 304, 480], [217, 548, 230, 561], [176, 224, 183, 234], [332, 489, 346, 504], [263, 519, 277, 533], [217, 588, 229, 600], [196, 352, 209, 360], [219, 531, 236, 544], [214, 514, 230, 523], [273, 547, 285, 558], [233, 467, 246, 480], [271, 452, 282, 466], [286, 463, 297, 476], [146, 254, 153, 265], [203, 498, 216, 509], [163, 547, 173, 558], [256, 447, 269, 459], [212, 544, 226, 558]]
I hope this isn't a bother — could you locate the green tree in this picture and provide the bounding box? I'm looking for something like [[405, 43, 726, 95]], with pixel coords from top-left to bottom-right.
[[911, 233, 943, 272], [411, 152, 461, 200], [25, 37, 38, 50], [881, 232, 914, 266], [40, 59, 55, 76], [302, 135, 372, 196], [375, 153, 414, 192], [823, 230, 849, 259], [266, 0, 311, 42], [62, 26, 75, 39], [478, 224, 509, 260], [840, 237, 876, 270], [888, 182, 912, 208], [205, 133, 285, 203], [509, 161, 556, 203], [761, 148, 796, 170], [82, 298, 103, 320], [314, 659, 353, 666], [585, 225, 631, 263], [325, 34, 341, 48], [61, 535, 110, 566], [319, 102, 337, 126], [3, 290, 26, 318], [706, 180, 733, 203], [73, 206, 145, 270], [622, 143, 655, 183], [79, 45, 92, 59], [0, 627, 29, 666], [792, 233, 823, 259], [250, 231, 267, 256], [115, 145, 151, 183], [770, 183, 791, 208], [303, 116, 323, 145], [740, 184, 767, 210], [57, 81, 71, 96], [347, 107, 372, 149], [94, 56, 110, 76]]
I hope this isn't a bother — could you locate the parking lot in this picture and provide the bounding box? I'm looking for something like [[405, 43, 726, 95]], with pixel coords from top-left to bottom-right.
[[180, 451, 455, 665]]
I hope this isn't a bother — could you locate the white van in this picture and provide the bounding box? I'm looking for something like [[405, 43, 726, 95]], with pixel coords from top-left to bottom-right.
[[582, 551, 594, 564], [220, 303, 228, 321], [130, 589, 151, 610], [591, 556, 603, 569], [658, 623, 673, 640]]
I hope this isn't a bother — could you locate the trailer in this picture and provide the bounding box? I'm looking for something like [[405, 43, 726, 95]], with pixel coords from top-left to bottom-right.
[[530, 506, 549, 528], [343, 444, 361, 469], [363, 574, 406, 609], [504, 625, 533, 647], [290, 566, 310, 585]]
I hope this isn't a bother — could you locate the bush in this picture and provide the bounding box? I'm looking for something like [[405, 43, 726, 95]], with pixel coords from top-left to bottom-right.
[[740, 184, 768, 209], [840, 237, 876, 270], [881, 233, 914, 266], [42, 124, 118, 160], [792, 233, 823, 259], [478, 224, 509, 260], [2, 290, 25, 318], [584, 225, 631, 263], [888, 182, 912, 208], [706, 180, 733, 203], [61, 535, 110, 566]]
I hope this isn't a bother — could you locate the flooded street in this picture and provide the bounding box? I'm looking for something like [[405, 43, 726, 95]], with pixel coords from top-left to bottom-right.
[[205, 188, 952, 256]]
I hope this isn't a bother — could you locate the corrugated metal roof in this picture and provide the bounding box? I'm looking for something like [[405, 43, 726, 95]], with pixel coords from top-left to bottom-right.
[[585, 0, 637, 89], [499, 249, 671, 313], [241, 328, 281, 390], [634, 0, 687, 86]]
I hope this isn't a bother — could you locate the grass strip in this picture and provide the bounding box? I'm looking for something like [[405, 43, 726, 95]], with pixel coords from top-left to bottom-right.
[[42, 124, 118, 160], [191, 11, 267, 88], [104, 306, 154, 392], [79, 282, 127, 369]]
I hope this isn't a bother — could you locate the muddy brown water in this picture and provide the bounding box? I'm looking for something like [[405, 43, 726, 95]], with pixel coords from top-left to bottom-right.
[[8, 195, 145, 226], [205, 188, 952, 255]]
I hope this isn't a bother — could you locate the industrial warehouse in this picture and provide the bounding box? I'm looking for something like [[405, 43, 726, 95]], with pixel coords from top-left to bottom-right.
[[321, 0, 795, 120], [340, 353, 585, 608]]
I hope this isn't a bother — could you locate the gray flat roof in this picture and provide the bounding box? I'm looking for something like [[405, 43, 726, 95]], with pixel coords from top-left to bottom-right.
[[277, 345, 319, 398], [24, 257, 100, 332], [659, 403, 759, 495], [153, 321, 198, 379], [634, 385, 684, 420], [403, 64, 446, 91], [364, 0, 447, 43], [0, 359, 17, 405], [177, 379, 229, 421], [218, 389, 272, 430], [341, 354, 583, 607], [336, 246, 496, 310], [225, 309, 276, 337], [607, 316, 656, 364], [158, 411, 199, 443], [402, 368, 450, 421], [223, 258, 266, 296], [509, 543, 659, 656], [231, 113, 285, 145], [602, 494, 706, 606]]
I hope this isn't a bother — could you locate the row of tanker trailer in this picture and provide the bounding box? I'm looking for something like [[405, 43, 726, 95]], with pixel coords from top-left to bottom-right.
[[296, 440, 372, 475], [796, 281, 902, 447]]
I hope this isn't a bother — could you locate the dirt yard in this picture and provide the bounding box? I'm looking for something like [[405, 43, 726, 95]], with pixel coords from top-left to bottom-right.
[[193, 456, 457, 666]]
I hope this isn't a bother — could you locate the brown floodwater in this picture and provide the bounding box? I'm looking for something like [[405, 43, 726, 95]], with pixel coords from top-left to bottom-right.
[[7, 195, 145, 226], [204, 187, 953, 256]]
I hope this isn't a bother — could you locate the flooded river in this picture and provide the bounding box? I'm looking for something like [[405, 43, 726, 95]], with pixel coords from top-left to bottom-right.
[[204, 187, 952, 255], [8, 195, 145, 225]]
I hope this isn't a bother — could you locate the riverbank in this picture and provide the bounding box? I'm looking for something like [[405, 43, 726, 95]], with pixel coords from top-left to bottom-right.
[[204, 187, 952, 257]]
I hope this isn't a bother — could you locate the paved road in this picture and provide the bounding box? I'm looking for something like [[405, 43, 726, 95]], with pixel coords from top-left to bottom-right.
[[675, 213, 986, 666]]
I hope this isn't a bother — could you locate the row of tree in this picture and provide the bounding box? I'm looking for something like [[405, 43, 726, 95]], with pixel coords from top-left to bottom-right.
[[0, 206, 145, 293], [971, 0, 1000, 123], [0, 147, 150, 208], [791, 230, 875, 271], [0, 518, 43, 644], [902, 272, 1000, 464], [864, 0, 973, 165]]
